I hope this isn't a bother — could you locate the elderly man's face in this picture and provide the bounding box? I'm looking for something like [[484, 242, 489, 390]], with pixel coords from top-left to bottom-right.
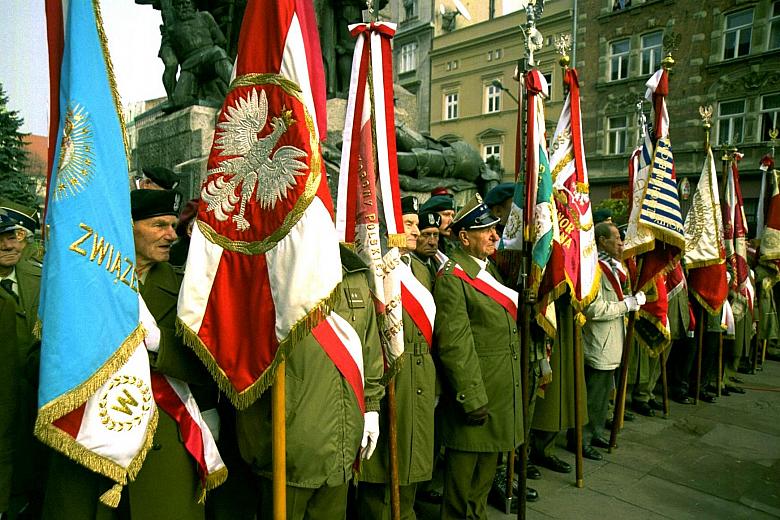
[[598, 224, 623, 259], [416, 227, 440, 259], [0, 229, 28, 271], [459, 225, 499, 260], [133, 216, 178, 270], [438, 209, 456, 238], [401, 213, 420, 253]]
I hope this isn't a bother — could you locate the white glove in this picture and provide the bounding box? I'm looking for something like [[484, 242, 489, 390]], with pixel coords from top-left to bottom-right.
[[624, 296, 640, 312], [360, 411, 380, 460], [634, 291, 646, 306], [139, 295, 161, 353]]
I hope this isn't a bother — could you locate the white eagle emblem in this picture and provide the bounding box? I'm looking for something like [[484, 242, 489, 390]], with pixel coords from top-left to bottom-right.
[[202, 89, 308, 231]]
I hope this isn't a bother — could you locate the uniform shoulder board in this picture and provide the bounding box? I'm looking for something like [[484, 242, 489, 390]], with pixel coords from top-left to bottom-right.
[[441, 260, 455, 274]]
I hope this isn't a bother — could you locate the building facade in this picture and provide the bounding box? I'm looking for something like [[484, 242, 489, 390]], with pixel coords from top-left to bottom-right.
[[578, 0, 780, 232], [428, 0, 574, 180]]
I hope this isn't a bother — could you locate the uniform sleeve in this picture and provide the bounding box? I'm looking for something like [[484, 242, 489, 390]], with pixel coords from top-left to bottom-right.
[[151, 329, 212, 385], [0, 298, 19, 513], [361, 286, 385, 414], [584, 285, 628, 322], [433, 273, 488, 414]]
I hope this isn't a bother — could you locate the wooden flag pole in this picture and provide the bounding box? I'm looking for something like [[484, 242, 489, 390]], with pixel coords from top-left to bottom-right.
[[609, 312, 636, 450], [694, 307, 705, 404], [573, 322, 584, 488], [272, 362, 286, 520], [387, 379, 401, 520], [660, 348, 670, 417]]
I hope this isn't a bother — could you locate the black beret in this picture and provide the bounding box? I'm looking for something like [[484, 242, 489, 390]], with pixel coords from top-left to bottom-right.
[[420, 195, 455, 213], [131, 189, 180, 221], [483, 182, 515, 208], [142, 166, 179, 190], [418, 211, 442, 231], [401, 195, 419, 215]]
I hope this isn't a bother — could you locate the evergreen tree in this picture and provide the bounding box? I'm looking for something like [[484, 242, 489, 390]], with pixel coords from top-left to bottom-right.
[[0, 83, 37, 206]]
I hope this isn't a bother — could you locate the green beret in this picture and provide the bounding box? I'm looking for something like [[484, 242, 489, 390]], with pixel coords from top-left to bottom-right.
[[484, 182, 515, 208], [131, 190, 180, 221], [420, 195, 455, 213]]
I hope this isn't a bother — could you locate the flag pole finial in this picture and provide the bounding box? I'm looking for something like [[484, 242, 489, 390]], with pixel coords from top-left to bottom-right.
[[521, 0, 545, 68], [555, 34, 572, 70], [662, 32, 681, 70], [699, 105, 713, 151]]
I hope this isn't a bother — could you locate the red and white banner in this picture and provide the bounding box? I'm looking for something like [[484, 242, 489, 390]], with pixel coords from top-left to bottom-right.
[[449, 264, 519, 320], [335, 22, 405, 370], [398, 261, 436, 347], [311, 312, 366, 412], [178, 0, 342, 408], [723, 154, 751, 319], [150, 373, 227, 499], [549, 68, 599, 312]]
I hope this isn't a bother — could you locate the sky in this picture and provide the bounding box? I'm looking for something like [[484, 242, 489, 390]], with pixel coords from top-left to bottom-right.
[[1, 0, 166, 136]]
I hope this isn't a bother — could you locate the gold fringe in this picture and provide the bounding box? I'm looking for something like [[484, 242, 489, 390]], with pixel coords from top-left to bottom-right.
[[196, 466, 230, 504], [91, 0, 130, 166], [684, 257, 725, 271], [634, 310, 671, 357], [99, 483, 123, 508], [177, 286, 342, 410], [33, 318, 42, 341], [689, 289, 724, 316], [35, 398, 158, 507], [387, 234, 407, 249], [622, 240, 655, 260], [36, 325, 146, 428], [567, 267, 602, 313]]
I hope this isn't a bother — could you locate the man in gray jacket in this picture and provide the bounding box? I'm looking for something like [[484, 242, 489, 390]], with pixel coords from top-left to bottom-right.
[[569, 221, 644, 460]]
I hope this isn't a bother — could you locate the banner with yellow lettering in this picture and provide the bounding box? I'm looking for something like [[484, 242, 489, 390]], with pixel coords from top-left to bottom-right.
[[36, 0, 156, 507]]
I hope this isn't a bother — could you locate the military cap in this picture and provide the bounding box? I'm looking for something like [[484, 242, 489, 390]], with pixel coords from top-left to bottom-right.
[[593, 208, 613, 224], [176, 198, 200, 237], [131, 189, 180, 221], [450, 193, 499, 233], [401, 195, 419, 215], [142, 166, 179, 190], [0, 198, 38, 235], [418, 211, 442, 231], [420, 195, 455, 213], [483, 182, 515, 208]]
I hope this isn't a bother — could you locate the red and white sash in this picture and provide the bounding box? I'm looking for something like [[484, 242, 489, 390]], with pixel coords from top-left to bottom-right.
[[448, 264, 519, 320], [398, 261, 436, 347], [311, 312, 366, 412], [150, 372, 226, 497], [598, 259, 626, 300], [434, 250, 449, 272]]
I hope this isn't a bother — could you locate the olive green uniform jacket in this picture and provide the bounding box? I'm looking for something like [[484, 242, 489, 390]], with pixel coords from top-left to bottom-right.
[[237, 248, 385, 489], [433, 248, 523, 452], [10, 258, 43, 513], [43, 262, 215, 520], [0, 289, 18, 513], [531, 297, 587, 433], [361, 255, 437, 485]]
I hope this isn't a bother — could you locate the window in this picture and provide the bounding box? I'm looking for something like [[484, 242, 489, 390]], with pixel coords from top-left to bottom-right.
[[445, 60, 459, 71], [543, 72, 553, 89], [487, 51, 493, 62], [485, 84, 501, 114], [483, 143, 501, 165], [613, 0, 631, 11], [717, 100, 745, 144], [444, 92, 459, 120], [609, 39, 630, 81], [607, 116, 628, 154], [760, 93, 780, 141], [723, 9, 753, 60], [641, 31, 663, 76], [402, 0, 417, 21], [399, 43, 417, 74], [770, 2, 780, 50]]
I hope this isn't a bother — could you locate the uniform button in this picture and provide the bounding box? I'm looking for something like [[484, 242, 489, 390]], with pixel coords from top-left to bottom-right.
[[513, 354, 518, 360], [458, 394, 465, 401], [516, 382, 520, 387], [152, 443, 162, 450], [512, 328, 517, 334], [416, 359, 422, 365], [416, 388, 422, 395]]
